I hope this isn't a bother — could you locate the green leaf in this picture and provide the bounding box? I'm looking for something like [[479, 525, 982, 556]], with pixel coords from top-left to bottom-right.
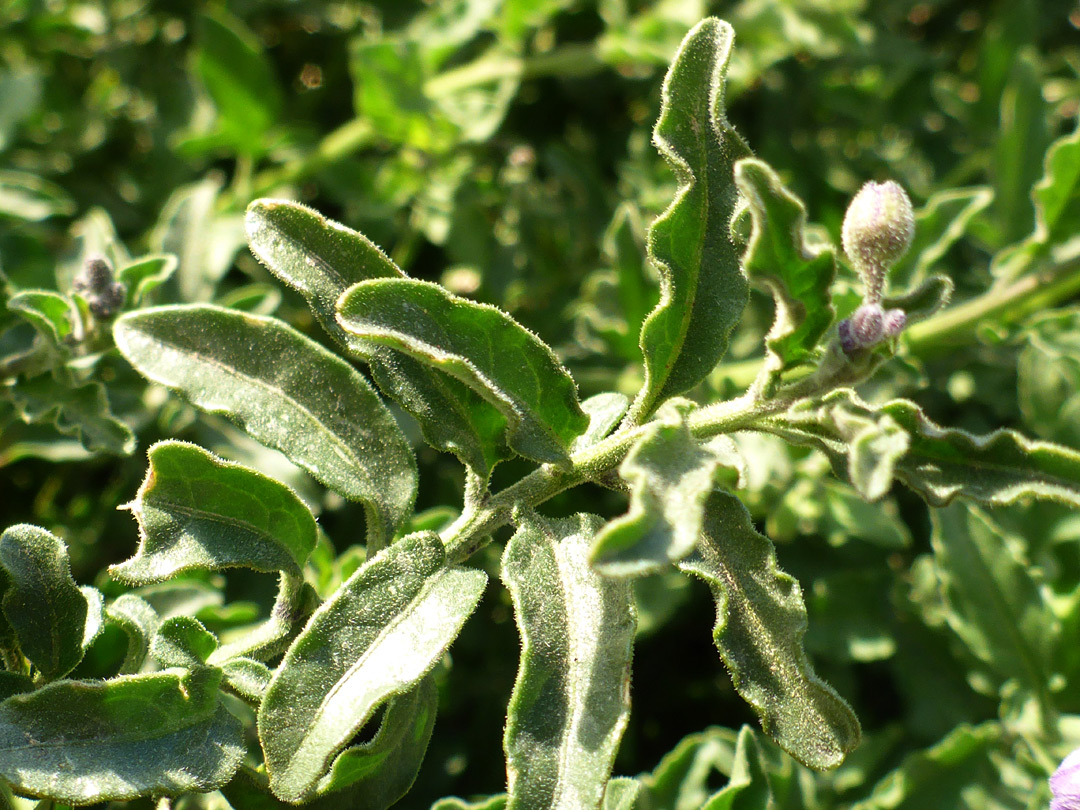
[[930, 503, 1058, 694], [602, 778, 642, 810], [702, 726, 771, 810], [635, 726, 741, 810], [0, 170, 75, 221], [9, 374, 135, 456], [678, 491, 860, 770], [572, 392, 631, 453], [222, 657, 273, 702], [192, 9, 283, 156], [775, 388, 1080, 508], [501, 513, 636, 810], [891, 186, 994, 289], [591, 399, 744, 576], [0, 669, 244, 804], [151, 615, 219, 669], [105, 594, 159, 675], [734, 157, 836, 379], [245, 198, 511, 476], [0, 672, 32, 702], [258, 531, 486, 803], [116, 254, 177, 308], [1018, 309, 1080, 448], [110, 441, 318, 584], [338, 278, 588, 464], [311, 676, 438, 810], [432, 796, 507, 810], [7, 290, 78, 348], [0, 524, 91, 681], [113, 305, 417, 546], [630, 18, 752, 422], [883, 274, 952, 328]]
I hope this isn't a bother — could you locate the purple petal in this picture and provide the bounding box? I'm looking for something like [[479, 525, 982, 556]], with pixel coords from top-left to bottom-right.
[[1051, 747, 1080, 810]]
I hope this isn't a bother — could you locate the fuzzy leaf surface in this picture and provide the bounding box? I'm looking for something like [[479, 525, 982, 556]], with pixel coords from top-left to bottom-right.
[[9, 375, 135, 456], [258, 531, 486, 803], [245, 199, 511, 475], [338, 278, 588, 464], [632, 18, 752, 420], [0, 524, 90, 681], [0, 669, 243, 804], [678, 491, 860, 769], [111, 441, 317, 584], [591, 400, 744, 576], [735, 157, 835, 376], [113, 305, 416, 544], [104, 594, 159, 675], [775, 388, 1080, 507], [502, 513, 635, 810]]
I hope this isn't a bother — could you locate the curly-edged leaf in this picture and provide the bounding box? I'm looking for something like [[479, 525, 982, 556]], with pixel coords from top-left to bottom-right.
[[116, 254, 177, 307], [702, 726, 771, 810], [0, 524, 92, 681], [338, 279, 588, 464], [884, 274, 952, 329], [572, 392, 630, 453], [245, 199, 511, 476], [502, 513, 635, 810], [113, 305, 416, 545], [151, 615, 218, 669], [110, 441, 318, 584], [734, 158, 835, 377], [432, 796, 507, 810], [0, 668, 243, 804], [775, 389, 1080, 508], [635, 726, 741, 809], [310, 676, 438, 810], [7, 290, 78, 348], [222, 657, 273, 702], [258, 531, 486, 803], [9, 374, 135, 456], [105, 594, 159, 675], [630, 18, 752, 422], [678, 491, 860, 770], [591, 400, 745, 577], [931, 503, 1058, 693], [892, 186, 993, 289]]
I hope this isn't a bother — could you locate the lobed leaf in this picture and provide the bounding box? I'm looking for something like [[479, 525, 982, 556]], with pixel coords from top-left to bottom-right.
[[591, 399, 745, 576], [0, 524, 91, 681], [113, 305, 416, 545], [245, 199, 511, 476], [734, 157, 836, 378], [9, 374, 135, 456], [678, 491, 861, 770], [0, 669, 244, 804], [337, 278, 588, 464], [502, 513, 636, 810], [111, 441, 318, 584], [258, 531, 486, 803], [774, 388, 1080, 508], [630, 18, 752, 422]]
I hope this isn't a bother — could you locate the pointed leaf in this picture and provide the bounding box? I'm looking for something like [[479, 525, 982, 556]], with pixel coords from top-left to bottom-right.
[[930, 503, 1058, 693], [0, 669, 244, 804], [678, 491, 860, 770], [258, 531, 486, 803], [631, 18, 752, 421], [776, 388, 1080, 508], [110, 441, 318, 584], [338, 278, 588, 464], [151, 615, 218, 669], [502, 513, 636, 810], [9, 375, 135, 456], [735, 157, 836, 377], [602, 779, 642, 810], [0, 524, 90, 681], [245, 198, 511, 476], [105, 594, 159, 675], [311, 676, 438, 810], [113, 305, 416, 544], [591, 400, 744, 576]]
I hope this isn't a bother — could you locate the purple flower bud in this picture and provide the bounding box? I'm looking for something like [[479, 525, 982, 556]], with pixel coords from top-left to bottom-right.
[[883, 308, 906, 338], [73, 253, 127, 320], [841, 181, 914, 303], [1052, 747, 1080, 810], [838, 303, 885, 354]]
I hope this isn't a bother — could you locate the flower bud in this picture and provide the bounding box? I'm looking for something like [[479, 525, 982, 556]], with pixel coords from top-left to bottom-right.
[[1051, 747, 1080, 810], [841, 180, 914, 303], [73, 253, 127, 320]]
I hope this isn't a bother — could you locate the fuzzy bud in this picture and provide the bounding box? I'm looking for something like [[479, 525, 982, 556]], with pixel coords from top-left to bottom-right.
[[73, 253, 127, 320], [841, 180, 914, 303]]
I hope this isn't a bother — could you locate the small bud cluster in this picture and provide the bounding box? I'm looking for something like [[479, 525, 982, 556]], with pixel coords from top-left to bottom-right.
[[73, 254, 127, 320], [837, 181, 914, 354]]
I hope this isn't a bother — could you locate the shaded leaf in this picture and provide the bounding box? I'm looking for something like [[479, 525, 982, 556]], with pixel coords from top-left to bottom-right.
[[7, 290, 78, 349], [591, 399, 744, 576], [0, 170, 75, 221], [150, 615, 218, 669], [113, 305, 416, 545], [572, 392, 631, 453], [116, 254, 177, 307], [630, 18, 752, 422], [1018, 309, 1080, 448], [735, 157, 836, 378], [678, 491, 860, 769], [338, 278, 588, 464], [245, 198, 511, 476], [9, 374, 135, 456], [0, 669, 243, 804], [892, 186, 994, 288], [104, 594, 159, 675], [432, 796, 507, 810], [110, 441, 318, 583], [702, 725, 771, 810], [258, 531, 486, 803], [775, 388, 1080, 508], [502, 513, 635, 810], [0, 524, 90, 681]]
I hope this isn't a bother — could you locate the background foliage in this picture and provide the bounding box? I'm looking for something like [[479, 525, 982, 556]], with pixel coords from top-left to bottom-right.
[[1, 0, 1079, 808]]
